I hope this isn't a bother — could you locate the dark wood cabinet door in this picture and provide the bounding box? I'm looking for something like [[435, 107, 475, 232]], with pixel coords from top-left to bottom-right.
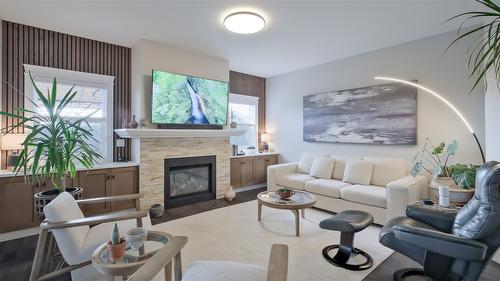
[[0, 177, 35, 232], [230, 158, 242, 188], [254, 157, 267, 184], [109, 167, 138, 211], [78, 169, 109, 216], [241, 158, 255, 186]]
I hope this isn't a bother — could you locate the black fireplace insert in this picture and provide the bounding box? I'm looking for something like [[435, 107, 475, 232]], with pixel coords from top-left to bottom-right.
[[164, 155, 216, 208]]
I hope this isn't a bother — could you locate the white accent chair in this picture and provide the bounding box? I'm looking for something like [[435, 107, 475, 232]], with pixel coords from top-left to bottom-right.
[[126, 236, 288, 281], [29, 192, 151, 281], [267, 153, 430, 224]]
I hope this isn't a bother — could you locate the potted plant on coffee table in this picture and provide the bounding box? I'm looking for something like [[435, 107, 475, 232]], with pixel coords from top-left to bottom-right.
[[0, 75, 103, 216], [411, 139, 475, 205]]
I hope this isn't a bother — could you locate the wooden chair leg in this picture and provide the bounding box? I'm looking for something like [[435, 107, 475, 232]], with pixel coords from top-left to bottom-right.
[[165, 261, 172, 281], [174, 251, 182, 281], [29, 229, 49, 281]]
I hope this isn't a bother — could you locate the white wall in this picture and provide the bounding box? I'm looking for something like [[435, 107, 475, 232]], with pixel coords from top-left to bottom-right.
[[485, 69, 500, 161], [0, 19, 3, 160], [130, 39, 229, 161], [266, 30, 485, 165]]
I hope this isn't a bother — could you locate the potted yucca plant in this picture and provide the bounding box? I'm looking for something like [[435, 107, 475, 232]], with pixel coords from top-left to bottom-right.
[[0, 74, 103, 215]]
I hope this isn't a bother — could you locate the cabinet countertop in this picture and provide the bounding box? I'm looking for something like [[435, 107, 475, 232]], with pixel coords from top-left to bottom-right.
[[0, 162, 139, 179], [230, 152, 279, 159]]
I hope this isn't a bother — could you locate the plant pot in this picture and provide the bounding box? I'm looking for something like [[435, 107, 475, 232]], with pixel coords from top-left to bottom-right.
[[430, 177, 474, 206], [107, 239, 127, 261], [34, 187, 83, 218]]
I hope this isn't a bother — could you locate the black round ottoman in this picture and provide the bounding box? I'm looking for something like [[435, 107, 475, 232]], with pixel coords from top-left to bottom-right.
[[319, 210, 374, 271]]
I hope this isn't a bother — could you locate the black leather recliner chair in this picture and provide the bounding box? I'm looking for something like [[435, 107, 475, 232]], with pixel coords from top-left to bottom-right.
[[379, 161, 500, 281]]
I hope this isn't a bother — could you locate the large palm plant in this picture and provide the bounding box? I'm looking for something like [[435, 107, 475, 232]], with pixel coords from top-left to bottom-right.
[[0, 74, 102, 191], [447, 0, 500, 91]]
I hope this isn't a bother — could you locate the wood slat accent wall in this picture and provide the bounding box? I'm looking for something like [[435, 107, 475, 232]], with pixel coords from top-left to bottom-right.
[[229, 71, 266, 143], [1, 21, 131, 168]]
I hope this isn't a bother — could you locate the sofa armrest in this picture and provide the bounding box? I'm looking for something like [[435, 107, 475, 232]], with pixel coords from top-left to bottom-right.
[[267, 162, 298, 191], [386, 175, 430, 221]]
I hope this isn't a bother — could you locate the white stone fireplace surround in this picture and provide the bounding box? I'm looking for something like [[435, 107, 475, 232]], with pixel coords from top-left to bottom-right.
[[115, 128, 244, 209]]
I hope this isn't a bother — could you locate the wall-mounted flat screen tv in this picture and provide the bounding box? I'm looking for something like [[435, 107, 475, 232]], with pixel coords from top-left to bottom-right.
[[151, 70, 229, 128]]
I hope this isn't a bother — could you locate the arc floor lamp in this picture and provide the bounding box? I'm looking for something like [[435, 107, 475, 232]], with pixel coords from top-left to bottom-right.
[[374, 76, 485, 164]]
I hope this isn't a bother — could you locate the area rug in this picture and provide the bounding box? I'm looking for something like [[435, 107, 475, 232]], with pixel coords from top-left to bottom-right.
[[150, 200, 393, 281]]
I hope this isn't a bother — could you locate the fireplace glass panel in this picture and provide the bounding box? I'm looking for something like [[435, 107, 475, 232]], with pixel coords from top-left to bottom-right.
[[169, 165, 210, 197]]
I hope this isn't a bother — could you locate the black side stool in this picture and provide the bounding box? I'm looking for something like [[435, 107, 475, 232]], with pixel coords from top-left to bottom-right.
[[319, 210, 374, 271]]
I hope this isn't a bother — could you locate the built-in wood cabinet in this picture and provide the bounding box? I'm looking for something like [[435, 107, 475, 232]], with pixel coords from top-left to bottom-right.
[[0, 165, 139, 233], [230, 154, 278, 188]]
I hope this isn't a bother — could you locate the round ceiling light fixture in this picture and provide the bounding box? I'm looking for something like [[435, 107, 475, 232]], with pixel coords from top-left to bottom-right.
[[223, 12, 266, 34]]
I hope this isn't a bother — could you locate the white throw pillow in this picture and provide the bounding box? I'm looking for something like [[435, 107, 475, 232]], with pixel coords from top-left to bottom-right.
[[309, 157, 335, 179], [297, 153, 324, 174], [343, 160, 374, 185], [331, 156, 362, 179]]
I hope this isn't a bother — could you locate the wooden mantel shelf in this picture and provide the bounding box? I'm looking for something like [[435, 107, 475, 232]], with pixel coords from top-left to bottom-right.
[[114, 128, 246, 139]]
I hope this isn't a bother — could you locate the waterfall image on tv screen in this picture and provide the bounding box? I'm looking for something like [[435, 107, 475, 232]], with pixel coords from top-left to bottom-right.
[[151, 70, 228, 126]]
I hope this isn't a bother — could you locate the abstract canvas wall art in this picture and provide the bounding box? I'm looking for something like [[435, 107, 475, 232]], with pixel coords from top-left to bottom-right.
[[303, 82, 417, 145]]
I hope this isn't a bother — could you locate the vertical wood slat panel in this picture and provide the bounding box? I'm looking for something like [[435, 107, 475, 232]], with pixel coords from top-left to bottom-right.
[[1, 21, 132, 168], [228, 71, 267, 144]]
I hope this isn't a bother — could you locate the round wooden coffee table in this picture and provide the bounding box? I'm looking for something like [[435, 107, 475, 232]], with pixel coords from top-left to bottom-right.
[[92, 230, 173, 281], [257, 190, 316, 237]]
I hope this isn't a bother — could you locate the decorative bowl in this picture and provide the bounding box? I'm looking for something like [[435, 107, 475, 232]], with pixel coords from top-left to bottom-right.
[[126, 227, 147, 250], [276, 189, 295, 200]]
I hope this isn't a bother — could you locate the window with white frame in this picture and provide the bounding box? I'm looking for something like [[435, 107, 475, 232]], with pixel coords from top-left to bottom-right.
[[24, 64, 114, 162], [229, 94, 259, 148]]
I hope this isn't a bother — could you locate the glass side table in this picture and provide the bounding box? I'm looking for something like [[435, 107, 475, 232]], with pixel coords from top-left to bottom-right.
[[92, 230, 173, 281]]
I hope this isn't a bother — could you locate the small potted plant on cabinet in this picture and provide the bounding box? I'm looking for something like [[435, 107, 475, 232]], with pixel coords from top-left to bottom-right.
[[411, 139, 476, 205], [107, 223, 127, 260], [0, 75, 103, 216]]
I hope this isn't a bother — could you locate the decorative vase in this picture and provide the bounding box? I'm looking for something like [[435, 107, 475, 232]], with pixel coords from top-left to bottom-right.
[[122, 118, 130, 128], [149, 204, 164, 218], [129, 115, 138, 129], [107, 239, 127, 261], [430, 177, 474, 206], [224, 186, 236, 202]]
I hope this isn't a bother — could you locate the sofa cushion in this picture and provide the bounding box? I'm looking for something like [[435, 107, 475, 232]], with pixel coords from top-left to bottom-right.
[[297, 153, 325, 174], [364, 157, 409, 186], [331, 156, 363, 180], [340, 184, 387, 208], [304, 179, 350, 198], [309, 157, 335, 179], [182, 261, 266, 281], [43, 192, 89, 265], [277, 173, 315, 190], [343, 160, 373, 185]]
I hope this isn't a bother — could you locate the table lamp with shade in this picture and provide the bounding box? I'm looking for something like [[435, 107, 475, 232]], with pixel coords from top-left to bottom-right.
[[261, 133, 271, 152], [1, 133, 26, 170]]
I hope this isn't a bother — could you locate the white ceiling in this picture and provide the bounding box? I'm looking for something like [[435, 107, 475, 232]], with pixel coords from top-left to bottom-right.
[[0, 0, 483, 78]]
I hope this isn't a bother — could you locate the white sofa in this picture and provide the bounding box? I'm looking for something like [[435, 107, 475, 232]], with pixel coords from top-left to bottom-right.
[[267, 153, 429, 224]]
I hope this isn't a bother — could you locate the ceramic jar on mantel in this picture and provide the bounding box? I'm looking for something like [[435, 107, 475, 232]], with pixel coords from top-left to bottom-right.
[[430, 177, 474, 206]]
